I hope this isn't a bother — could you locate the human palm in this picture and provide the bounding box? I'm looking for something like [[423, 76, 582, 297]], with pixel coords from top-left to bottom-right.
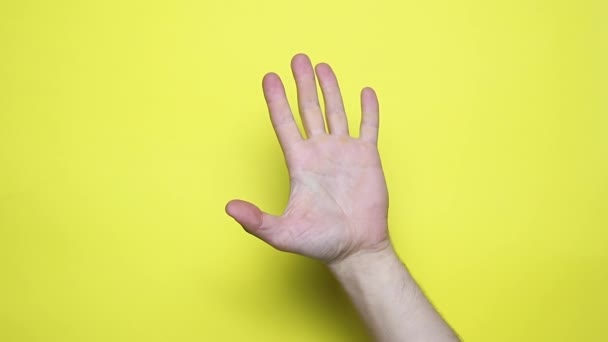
[[226, 54, 389, 263]]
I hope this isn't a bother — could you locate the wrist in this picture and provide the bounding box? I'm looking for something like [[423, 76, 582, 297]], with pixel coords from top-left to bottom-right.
[[327, 240, 401, 277]]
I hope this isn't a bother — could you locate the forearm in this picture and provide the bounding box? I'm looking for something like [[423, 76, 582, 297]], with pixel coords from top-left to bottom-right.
[[328, 242, 460, 342]]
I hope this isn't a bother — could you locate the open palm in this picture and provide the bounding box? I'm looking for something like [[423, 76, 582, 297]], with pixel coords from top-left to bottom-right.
[[226, 54, 389, 263]]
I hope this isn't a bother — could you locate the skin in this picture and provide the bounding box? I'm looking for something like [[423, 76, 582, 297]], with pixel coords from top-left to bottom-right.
[[225, 54, 388, 262], [225, 53, 460, 341]]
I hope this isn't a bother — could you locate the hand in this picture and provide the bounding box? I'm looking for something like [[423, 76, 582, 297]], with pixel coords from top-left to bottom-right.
[[225, 53, 390, 263]]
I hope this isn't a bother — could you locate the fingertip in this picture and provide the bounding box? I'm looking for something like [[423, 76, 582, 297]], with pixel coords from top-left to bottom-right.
[[225, 199, 264, 232], [361, 86, 376, 97], [315, 62, 329, 71], [262, 72, 280, 87], [225, 199, 237, 217], [262, 73, 287, 101], [359, 86, 380, 143], [314, 62, 333, 78], [361, 87, 379, 109], [291, 52, 310, 66], [291, 53, 314, 75]]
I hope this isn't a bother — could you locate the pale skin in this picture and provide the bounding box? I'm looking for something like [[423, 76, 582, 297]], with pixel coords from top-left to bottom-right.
[[225, 53, 460, 341]]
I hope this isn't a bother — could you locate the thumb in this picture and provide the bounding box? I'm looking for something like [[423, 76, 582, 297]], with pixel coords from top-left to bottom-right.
[[225, 199, 283, 245]]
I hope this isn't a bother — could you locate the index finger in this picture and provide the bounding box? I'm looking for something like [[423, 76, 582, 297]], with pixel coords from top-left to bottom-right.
[[262, 72, 303, 153]]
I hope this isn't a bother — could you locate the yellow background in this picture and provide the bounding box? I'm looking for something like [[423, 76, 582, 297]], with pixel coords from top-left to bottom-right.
[[1, 0, 607, 341]]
